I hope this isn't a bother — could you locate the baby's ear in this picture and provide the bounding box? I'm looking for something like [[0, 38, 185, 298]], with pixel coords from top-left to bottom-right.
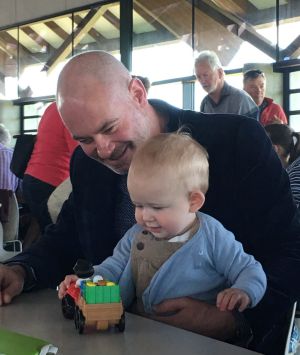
[[189, 191, 205, 212]]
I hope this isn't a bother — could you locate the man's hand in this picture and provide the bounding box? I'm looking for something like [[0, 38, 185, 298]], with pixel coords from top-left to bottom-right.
[[152, 297, 237, 341], [217, 288, 250, 312], [0, 264, 26, 306], [57, 274, 78, 299]]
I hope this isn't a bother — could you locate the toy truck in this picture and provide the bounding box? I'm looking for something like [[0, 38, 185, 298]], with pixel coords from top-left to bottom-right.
[[61, 259, 125, 334]]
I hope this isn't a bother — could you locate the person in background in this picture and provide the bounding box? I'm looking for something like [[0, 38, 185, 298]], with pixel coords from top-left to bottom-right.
[[22, 102, 78, 232], [265, 124, 300, 207], [194, 50, 258, 119], [243, 69, 288, 126], [59, 133, 266, 323], [132, 75, 151, 93], [0, 123, 20, 192], [0, 51, 300, 355]]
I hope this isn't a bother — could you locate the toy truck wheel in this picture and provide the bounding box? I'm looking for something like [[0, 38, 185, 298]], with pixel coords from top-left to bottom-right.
[[74, 306, 85, 334], [74, 306, 79, 330], [61, 294, 75, 319], [116, 313, 125, 332]]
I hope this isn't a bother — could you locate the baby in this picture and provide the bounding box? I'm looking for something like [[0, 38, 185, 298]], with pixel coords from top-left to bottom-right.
[[59, 132, 266, 315]]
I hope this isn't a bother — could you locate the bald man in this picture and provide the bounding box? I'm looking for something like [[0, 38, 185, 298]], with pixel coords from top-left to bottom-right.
[[0, 51, 300, 355]]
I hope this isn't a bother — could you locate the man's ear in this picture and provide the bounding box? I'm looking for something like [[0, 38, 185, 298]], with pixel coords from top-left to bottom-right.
[[128, 77, 147, 105], [189, 191, 205, 212], [217, 68, 224, 79]]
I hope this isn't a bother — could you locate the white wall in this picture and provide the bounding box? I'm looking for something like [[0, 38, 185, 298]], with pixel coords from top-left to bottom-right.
[[0, 0, 98, 28]]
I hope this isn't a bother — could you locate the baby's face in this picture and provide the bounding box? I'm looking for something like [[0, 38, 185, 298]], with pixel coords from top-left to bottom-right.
[[128, 173, 195, 239]]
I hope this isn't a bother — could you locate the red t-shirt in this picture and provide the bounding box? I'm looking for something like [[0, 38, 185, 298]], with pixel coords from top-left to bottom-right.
[[25, 102, 78, 187], [260, 97, 288, 126]]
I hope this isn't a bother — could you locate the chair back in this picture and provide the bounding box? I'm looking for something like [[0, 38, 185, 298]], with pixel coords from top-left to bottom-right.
[[0, 189, 22, 261]]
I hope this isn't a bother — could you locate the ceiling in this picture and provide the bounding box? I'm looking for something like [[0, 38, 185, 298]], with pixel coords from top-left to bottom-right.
[[0, 0, 299, 78]]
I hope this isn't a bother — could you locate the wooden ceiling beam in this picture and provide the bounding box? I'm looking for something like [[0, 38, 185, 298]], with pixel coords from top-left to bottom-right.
[[21, 26, 54, 51], [44, 20, 69, 40], [281, 35, 300, 59], [73, 15, 106, 41], [133, 2, 175, 37], [103, 10, 120, 30], [210, 0, 256, 16], [42, 5, 111, 74], [194, 0, 277, 60]]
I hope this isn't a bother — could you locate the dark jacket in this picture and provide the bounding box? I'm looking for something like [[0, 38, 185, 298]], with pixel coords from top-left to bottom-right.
[[11, 100, 300, 354]]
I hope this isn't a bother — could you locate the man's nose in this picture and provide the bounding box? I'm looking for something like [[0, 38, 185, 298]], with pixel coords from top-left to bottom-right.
[[95, 136, 115, 159]]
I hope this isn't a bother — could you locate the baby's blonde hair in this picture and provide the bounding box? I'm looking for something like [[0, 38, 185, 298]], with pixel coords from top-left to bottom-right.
[[128, 132, 209, 194]]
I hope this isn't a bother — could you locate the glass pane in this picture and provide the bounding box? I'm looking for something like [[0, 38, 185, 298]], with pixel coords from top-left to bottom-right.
[[194, 79, 206, 111], [23, 117, 40, 131], [289, 115, 300, 132], [132, 0, 193, 82], [23, 102, 50, 117], [290, 93, 300, 111], [0, 27, 18, 99], [148, 82, 182, 108], [278, 2, 300, 60], [290, 71, 300, 90], [73, 3, 120, 56], [18, 13, 73, 98], [194, 1, 276, 69]]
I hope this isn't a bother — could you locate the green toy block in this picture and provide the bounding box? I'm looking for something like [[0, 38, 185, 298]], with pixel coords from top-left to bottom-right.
[[103, 286, 111, 302], [95, 286, 104, 303], [110, 286, 120, 302], [85, 285, 96, 304]]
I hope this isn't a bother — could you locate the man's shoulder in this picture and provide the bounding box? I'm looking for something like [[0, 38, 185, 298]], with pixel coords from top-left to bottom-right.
[[0, 144, 13, 155], [226, 83, 251, 100]]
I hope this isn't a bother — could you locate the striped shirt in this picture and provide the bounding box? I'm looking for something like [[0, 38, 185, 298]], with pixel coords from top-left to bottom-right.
[[0, 143, 19, 191], [287, 157, 300, 208]]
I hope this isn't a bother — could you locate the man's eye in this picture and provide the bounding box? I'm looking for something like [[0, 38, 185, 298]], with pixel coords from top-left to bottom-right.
[[103, 126, 115, 134], [153, 206, 163, 210], [79, 138, 93, 144]]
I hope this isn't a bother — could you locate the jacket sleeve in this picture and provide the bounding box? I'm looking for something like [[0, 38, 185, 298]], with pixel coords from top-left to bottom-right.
[[93, 225, 138, 282], [212, 226, 266, 307], [234, 118, 300, 327]]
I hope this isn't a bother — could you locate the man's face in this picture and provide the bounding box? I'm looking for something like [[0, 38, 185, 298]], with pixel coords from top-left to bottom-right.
[[195, 61, 222, 94], [59, 79, 151, 174], [243, 76, 266, 106]]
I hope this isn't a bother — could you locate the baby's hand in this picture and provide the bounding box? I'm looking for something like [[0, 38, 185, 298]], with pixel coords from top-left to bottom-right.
[[216, 288, 250, 312], [57, 274, 79, 299]]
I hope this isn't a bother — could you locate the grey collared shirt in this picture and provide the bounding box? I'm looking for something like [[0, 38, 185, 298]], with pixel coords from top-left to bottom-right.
[[200, 82, 259, 120]]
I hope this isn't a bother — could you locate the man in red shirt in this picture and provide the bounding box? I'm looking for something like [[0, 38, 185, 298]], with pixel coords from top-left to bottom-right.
[[243, 69, 287, 126], [23, 102, 78, 232]]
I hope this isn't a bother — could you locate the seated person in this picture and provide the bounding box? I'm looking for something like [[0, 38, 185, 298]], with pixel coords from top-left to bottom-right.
[[265, 124, 300, 207], [243, 69, 287, 126], [0, 124, 20, 192], [59, 133, 266, 326]]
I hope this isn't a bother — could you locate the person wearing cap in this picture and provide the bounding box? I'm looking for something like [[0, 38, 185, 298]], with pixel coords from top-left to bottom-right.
[[243, 69, 288, 126]]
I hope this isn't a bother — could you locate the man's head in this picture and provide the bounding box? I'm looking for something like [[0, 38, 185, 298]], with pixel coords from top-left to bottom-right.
[[243, 69, 266, 106], [57, 51, 162, 174], [194, 50, 224, 94], [127, 132, 208, 239]]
